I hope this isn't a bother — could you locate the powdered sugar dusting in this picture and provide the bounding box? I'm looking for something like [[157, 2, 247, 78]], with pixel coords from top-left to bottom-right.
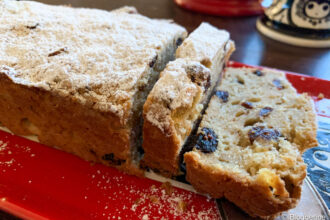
[[0, 140, 8, 152], [0, 0, 186, 119], [145, 59, 203, 133], [176, 22, 229, 63], [0, 133, 35, 172], [84, 167, 220, 219], [0, 140, 14, 169], [0, 129, 219, 219]]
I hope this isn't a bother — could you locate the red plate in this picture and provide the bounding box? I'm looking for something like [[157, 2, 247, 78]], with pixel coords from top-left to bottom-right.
[[0, 62, 329, 219]]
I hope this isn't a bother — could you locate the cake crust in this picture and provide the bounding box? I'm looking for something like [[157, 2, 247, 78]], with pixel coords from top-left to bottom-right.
[[184, 152, 303, 219], [0, 68, 141, 173]]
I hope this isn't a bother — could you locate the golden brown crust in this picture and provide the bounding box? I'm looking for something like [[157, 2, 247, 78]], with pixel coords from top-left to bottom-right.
[[142, 111, 182, 176], [0, 72, 145, 175], [184, 152, 303, 219]]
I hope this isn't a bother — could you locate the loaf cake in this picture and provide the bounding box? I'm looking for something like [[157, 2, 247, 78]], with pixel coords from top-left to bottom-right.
[[184, 67, 317, 218], [143, 23, 235, 176], [0, 0, 187, 174]]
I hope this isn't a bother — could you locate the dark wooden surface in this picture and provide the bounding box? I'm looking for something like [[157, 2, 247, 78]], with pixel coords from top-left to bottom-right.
[[39, 0, 330, 80], [0, 0, 329, 219]]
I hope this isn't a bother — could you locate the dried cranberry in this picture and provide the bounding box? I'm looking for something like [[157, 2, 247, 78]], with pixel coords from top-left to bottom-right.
[[77, 86, 91, 94], [242, 102, 253, 109], [176, 38, 183, 47], [259, 107, 273, 117], [26, 23, 39, 29], [215, 90, 229, 103], [253, 70, 264, 76], [102, 153, 125, 166], [195, 128, 218, 153], [48, 47, 68, 57], [89, 149, 96, 155], [186, 65, 211, 91], [149, 55, 158, 68], [237, 80, 244, 84], [102, 153, 114, 161], [273, 79, 284, 90], [248, 126, 281, 144]]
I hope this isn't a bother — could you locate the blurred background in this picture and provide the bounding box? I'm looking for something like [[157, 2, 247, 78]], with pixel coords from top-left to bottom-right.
[[35, 0, 330, 80]]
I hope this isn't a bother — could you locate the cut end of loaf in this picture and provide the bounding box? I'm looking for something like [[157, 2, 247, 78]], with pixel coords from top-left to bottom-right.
[[184, 67, 317, 218], [142, 22, 235, 176]]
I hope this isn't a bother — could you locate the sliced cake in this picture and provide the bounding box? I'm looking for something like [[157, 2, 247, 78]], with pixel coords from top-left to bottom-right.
[[143, 23, 235, 176], [0, 0, 187, 175], [184, 67, 317, 218]]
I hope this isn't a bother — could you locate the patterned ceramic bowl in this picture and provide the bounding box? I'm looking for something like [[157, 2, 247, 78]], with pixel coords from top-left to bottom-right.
[[257, 0, 330, 47]]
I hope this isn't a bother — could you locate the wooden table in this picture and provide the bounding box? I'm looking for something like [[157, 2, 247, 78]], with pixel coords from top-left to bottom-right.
[[1, 0, 329, 219], [42, 0, 330, 80]]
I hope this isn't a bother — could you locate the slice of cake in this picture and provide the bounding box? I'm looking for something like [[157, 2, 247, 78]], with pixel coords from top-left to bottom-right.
[[184, 67, 317, 218], [143, 23, 235, 176], [0, 0, 187, 175]]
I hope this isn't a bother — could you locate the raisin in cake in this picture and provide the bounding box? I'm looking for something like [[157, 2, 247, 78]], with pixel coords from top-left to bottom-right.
[[143, 23, 235, 176], [184, 67, 317, 218], [0, 0, 187, 175]]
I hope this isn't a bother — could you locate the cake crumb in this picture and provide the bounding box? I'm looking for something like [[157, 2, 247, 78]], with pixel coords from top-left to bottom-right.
[[177, 200, 187, 212], [318, 93, 324, 99], [131, 204, 137, 212], [149, 195, 159, 204], [134, 198, 141, 205], [161, 181, 173, 195], [142, 214, 149, 220], [0, 141, 8, 151]]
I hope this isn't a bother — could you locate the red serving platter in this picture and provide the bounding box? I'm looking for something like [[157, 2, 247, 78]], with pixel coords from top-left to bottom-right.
[[0, 62, 329, 220]]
